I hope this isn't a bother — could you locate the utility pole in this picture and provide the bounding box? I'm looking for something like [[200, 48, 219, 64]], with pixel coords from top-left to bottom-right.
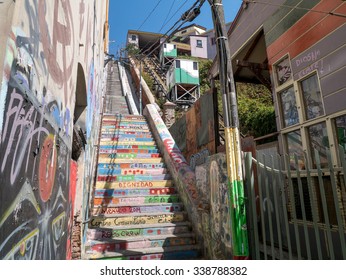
[[208, 0, 249, 257]]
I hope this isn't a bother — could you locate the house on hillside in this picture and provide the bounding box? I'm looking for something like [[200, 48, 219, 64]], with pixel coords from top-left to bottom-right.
[[209, 0, 346, 259], [126, 23, 219, 60]]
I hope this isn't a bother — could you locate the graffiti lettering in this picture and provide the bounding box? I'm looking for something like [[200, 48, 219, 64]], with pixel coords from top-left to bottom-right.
[[1, 90, 49, 184]]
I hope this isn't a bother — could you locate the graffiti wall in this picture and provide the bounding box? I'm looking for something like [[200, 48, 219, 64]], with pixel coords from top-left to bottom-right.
[[0, 0, 107, 259], [169, 90, 216, 165], [195, 153, 233, 259]]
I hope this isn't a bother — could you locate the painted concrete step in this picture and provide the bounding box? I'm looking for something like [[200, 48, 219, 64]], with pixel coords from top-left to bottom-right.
[[98, 153, 161, 161], [99, 140, 155, 146], [98, 162, 166, 169], [98, 146, 158, 153], [95, 180, 173, 189], [94, 187, 177, 198], [87, 244, 200, 260], [86, 234, 196, 254], [100, 132, 152, 137], [101, 125, 149, 129], [86, 222, 192, 240], [97, 157, 164, 164], [93, 194, 180, 206], [92, 203, 184, 216], [102, 113, 146, 120], [97, 167, 167, 176], [99, 151, 161, 158], [102, 124, 149, 130], [102, 119, 148, 126], [99, 136, 154, 143], [96, 174, 171, 182], [89, 212, 187, 228], [98, 144, 158, 150]]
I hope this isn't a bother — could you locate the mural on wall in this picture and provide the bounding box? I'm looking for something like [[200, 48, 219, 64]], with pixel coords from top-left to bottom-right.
[[0, 0, 105, 259], [169, 91, 215, 163], [195, 154, 232, 259]]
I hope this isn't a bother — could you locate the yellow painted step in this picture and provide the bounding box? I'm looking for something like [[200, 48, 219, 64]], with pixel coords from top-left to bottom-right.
[[95, 180, 173, 189]]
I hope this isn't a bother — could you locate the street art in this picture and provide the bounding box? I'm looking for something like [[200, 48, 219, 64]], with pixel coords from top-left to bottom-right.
[[87, 225, 189, 240], [93, 195, 179, 206], [195, 154, 233, 259], [92, 204, 183, 216], [0, 0, 106, 259], [94, 187, 177, 198], [190, 149, 210, 170], [90, 213, 186, 228], [145, 105, 200, 201]]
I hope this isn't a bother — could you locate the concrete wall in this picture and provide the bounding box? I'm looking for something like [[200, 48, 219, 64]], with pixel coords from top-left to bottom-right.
[[0, 0, 108, 259]]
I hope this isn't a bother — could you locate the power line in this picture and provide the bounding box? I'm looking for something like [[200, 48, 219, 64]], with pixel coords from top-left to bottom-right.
[[243, 0, 346, 19], [137, 0, 187, 56], [144, 0, 206, 58], [137, 0, 163, 31], [158, 0, 189, 33], [158, 0, 177, 32]]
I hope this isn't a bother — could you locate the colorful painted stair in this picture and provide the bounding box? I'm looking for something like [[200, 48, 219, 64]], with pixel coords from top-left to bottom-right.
[[85, 114, 200, 260]]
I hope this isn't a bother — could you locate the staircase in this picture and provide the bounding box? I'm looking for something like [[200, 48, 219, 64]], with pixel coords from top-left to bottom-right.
[[84, 113, 200, 260], [142, 55, 168, 98], [104, 62, 129, 114]]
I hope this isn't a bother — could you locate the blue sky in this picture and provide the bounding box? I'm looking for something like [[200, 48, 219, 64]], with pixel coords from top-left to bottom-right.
[[108, 0, 242, 55]]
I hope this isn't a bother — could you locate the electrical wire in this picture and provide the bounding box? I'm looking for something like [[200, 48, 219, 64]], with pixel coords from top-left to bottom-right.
[[137, 0, 189, 57], [243, 0, 346, 19], [136, 0, 164, 31], [158, 0, 177, 33], [142, 0, 206, 59]]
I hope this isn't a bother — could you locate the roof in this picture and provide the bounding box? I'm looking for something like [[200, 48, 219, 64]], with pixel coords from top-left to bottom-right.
[[175, 23, 207, 33]]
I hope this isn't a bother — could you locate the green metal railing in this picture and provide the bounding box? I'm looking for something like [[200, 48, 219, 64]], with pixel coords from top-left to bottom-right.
[[245, 146, 346, 259]]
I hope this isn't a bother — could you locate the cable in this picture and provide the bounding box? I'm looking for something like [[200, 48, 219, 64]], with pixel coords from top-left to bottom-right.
[[137, 0, 163, 31], [143, 0, 206, 59], [243, 0, 346, 19], [137, 0, 188, 57], [158, 0, 177, 33]]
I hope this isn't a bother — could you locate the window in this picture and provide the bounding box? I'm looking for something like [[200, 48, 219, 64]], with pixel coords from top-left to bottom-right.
[[211, 37, 216, 45], [334, 115, 346, 160], [193, 62, 198, 70], [175, 60, 180, 68], [274, 56, 292, 86], [300, 74, 324, 120], [131, 35, 137, 41], [181, 30, 187, 34], [196, 39, 203, 48], [164, 43, 167, 48], [286, 130, 304, 169], [279, 86, 299, 127], [308, 122, 329, 168]]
